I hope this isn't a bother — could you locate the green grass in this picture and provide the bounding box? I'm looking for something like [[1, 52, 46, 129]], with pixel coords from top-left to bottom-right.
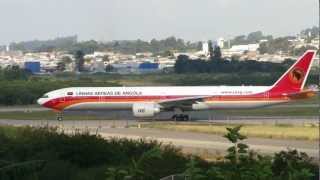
[[217, 106, 318, 116], [0, 111, 108, 120], [143, 123, 319, 141]]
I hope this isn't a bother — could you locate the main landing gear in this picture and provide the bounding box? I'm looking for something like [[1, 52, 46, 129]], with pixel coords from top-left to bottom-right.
[[171, 108, 190, 121], [56, 112, 64, 121], [172, 114, 189, 121]]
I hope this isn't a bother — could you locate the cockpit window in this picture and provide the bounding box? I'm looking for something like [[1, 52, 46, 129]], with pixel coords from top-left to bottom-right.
[[41, 95, 49, 98]]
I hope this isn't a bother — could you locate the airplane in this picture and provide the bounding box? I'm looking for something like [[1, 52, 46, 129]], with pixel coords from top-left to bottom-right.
[[38, 50, 317, 121]]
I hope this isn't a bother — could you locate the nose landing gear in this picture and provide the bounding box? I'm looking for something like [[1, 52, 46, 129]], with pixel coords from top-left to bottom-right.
[[56, 112, 64, 121]]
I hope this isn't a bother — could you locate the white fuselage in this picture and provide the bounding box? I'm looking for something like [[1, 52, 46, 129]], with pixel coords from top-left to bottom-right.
[[38, 86, 289, 111]]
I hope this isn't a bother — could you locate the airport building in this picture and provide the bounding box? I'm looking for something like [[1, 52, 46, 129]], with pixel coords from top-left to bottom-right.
[[24, 61, 40, 74]]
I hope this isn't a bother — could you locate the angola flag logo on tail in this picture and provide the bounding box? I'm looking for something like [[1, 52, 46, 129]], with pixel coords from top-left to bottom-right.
[[289, 68, 304, 84]]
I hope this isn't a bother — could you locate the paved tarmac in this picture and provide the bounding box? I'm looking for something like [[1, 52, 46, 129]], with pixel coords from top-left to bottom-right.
[[0, 106, 50, 112], [0, 105, 317, 124], [0, 119, 318, 158], [0, 103, 318, 112]]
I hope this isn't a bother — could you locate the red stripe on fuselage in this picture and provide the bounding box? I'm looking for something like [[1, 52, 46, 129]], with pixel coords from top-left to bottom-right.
[[43, 95, 190, 110]]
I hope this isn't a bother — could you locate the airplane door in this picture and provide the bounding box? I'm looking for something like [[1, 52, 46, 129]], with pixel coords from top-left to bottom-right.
[[264, 91, 269, 106]]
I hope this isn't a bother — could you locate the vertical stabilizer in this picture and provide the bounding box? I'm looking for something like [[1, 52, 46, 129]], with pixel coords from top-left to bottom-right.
[[268, 50, 316, 94]]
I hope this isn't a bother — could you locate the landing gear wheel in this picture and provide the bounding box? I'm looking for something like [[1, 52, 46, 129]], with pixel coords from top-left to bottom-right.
[[56, 113, 64, 121], [183, 115, 189, 121], [172, 114, 189, 121], [172, 115, 177, 121]]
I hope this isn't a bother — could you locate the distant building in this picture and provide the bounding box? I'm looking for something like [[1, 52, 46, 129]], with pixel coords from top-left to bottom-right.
[[24, 61, 40, 74], [202, 42, 209, 55], [6, 45, 10, 52], [222, 44, 260, 58], [112, 62, 139, 74], [139, 62, 159, 69], [311, 37, 319, 48], [91, 61, 105, 73], [217, 38, 225, 48], [259, 39, 268, 43], [230, 44, 260, 52]]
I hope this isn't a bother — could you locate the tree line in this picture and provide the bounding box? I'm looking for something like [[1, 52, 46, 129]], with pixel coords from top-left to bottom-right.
[[8, 36, 198, 55], [174, 54, 294, 74], [6, 27, 318, 56]]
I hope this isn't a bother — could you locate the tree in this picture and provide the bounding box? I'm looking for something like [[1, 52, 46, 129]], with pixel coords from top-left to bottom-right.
[[174, 55, 190, 73], [105, 167, 129, 180], [56, 62, 66, 72], [224, 125, 249, 164], [183, 157, 206, 180], [258, 37, 292, 54], [9, 35, 77, 52], [162, 50, 174, 57], [0, 160, 46, 180], [61, 56, 72, 64], [258, 42, 269, 54], [105, 65, 114, 72], [74, 50, 85, 72], [290, 46, 317, 56], [232, 35, 247, 45], [247, 31, 263, 43], [112, 147, 163, 180], [3, 65, 30, 80], [206, 167, 224, 180], [213, 46, 222, 60], [102, 55, 110, 62], [196, 41, 202, 51], [272, 150, 315, 180], [208, 41, 214, 59]]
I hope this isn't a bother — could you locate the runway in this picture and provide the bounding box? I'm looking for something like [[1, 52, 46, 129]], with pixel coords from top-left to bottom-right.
[[0, 105, 317, 125], [0, 119, 318, 158], [0, 106, 49, 112], [0, 103, 318, 112]]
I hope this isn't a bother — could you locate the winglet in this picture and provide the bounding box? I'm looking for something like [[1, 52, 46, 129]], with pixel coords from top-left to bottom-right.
[[268, 50, 317, 94]]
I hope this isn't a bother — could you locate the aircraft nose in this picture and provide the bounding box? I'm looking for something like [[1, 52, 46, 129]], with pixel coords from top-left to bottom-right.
[[37, 98, 45, 105]]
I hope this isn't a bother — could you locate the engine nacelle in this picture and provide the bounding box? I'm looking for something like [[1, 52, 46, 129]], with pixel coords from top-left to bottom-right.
[[132, 103, 161, 117]]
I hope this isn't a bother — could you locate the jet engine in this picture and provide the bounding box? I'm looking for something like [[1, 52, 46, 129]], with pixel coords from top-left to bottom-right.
[[132, 103, 161, 117]]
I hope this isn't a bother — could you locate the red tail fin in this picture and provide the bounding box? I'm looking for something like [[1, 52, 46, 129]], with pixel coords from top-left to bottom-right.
[[268, 50, 316, 94]]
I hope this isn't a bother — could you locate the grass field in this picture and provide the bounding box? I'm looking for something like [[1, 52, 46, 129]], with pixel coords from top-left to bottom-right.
[[0, 107, 318, 141], [217, 106, 318, 116], [0, 111, 108, 120], [142, 122, 319, 141]]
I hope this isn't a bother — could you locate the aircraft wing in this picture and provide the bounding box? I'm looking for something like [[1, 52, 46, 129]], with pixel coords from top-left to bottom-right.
[[158, 96, 211, 110]]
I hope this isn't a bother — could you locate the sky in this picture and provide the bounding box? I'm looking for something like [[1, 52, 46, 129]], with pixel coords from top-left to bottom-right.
[[0, 0, 318, 44]]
